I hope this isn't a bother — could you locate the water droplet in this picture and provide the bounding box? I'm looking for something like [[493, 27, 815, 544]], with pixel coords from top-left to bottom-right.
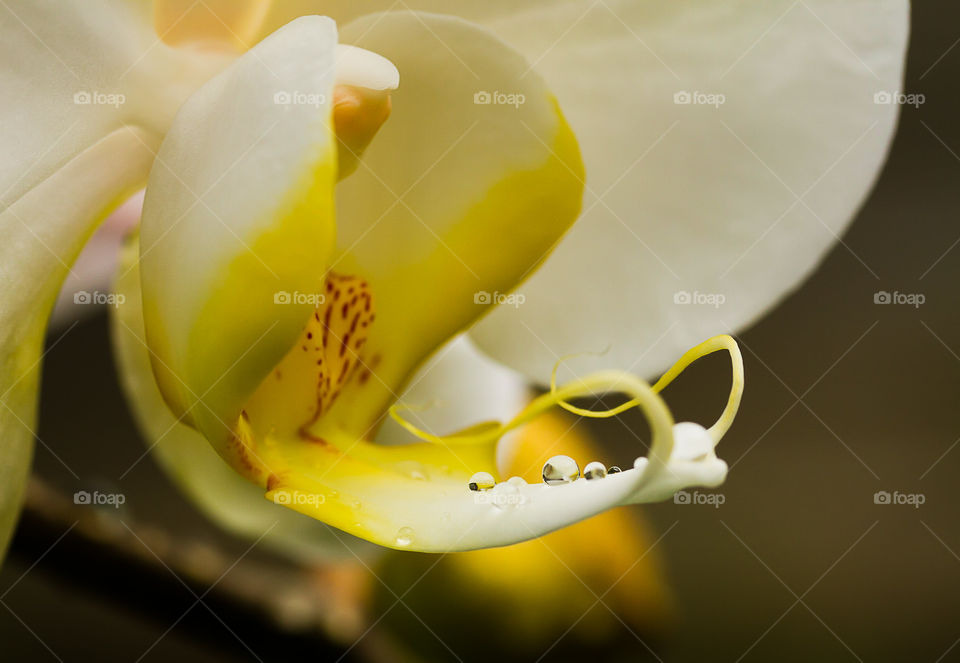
[[584, 461, 607, 480], [395, 526, 415, 547], [493, 482, 518, 495], [608, 466, 622, 474], [507, 476, 527, 487], [397, 460, 427, 481], [468, 471, 496, 491], [542, 455, 580, 485]]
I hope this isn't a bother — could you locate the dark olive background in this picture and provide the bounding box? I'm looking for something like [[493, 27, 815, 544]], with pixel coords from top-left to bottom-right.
[[2, 3, 958, 662]]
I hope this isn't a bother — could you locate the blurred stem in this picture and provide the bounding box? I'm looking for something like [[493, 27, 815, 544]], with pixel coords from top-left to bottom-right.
[[8, 476, 408, 662]]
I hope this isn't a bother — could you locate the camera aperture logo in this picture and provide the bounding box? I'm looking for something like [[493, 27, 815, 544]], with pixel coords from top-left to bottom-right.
[[674, 490, 725, 508], [874, 490, 925, 508], [474, 290, 525, 308], [274, 290, 326, 307], [874, 290, 924, 308], [74, 290, 125, 308], [673, 290, 725, 308], [272, 490, 325, 507], [273, 90, 327, 108], [73, 90, 125, 108], [473, 90, 526, 108], [673, 90, 726, 108], [74, 490, 126, 508]]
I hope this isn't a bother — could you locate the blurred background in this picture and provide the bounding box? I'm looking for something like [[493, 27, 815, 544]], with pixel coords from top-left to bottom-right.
[[2, 3, 958, 662]]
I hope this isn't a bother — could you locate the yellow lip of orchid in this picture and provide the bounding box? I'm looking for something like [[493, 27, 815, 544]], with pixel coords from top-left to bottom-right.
[[118, 10, 746, 553]]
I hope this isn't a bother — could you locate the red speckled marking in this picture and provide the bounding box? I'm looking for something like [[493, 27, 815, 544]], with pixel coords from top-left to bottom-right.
[[295, 273, 375, 429], [226, 429, 263, 481], [266, 474, 280, 491]]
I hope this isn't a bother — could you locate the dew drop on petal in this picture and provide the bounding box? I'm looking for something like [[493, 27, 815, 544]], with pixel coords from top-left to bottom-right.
[[584, 461, 607, 480], [542, 455, 580, 485], [608, 466, 622, 474], [493, 481, 518, 495], [395, 526, 415, 547], [397, 460, 427, 481], [468, 471, 496, 491], [489, 481, 525, 509], [507, 476, 527, 487]]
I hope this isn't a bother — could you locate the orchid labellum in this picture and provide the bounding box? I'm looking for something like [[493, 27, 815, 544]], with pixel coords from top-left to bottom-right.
[[1, 1, 908, 558]]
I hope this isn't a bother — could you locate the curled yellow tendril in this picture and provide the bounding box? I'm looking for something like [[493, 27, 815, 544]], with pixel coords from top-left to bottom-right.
[[549, 334, 743, 444], [387, 335, 743, 473]]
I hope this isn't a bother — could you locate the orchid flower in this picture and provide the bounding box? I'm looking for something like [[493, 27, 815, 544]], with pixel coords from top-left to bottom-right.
[[1, 1, 908, 558]]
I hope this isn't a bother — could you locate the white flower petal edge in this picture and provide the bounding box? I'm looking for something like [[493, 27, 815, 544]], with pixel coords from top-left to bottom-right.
[[52, 191, 144, 327], [0, 129, 156, 559]]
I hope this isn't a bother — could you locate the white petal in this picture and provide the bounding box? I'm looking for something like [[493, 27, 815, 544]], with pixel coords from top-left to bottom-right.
[[458, 1, 910, 382], [0, 0, 227, 214], [0, 127, 157, 560], [0, 0, 224, 561], [335, 44, 399, 91], [374, 334, 529, 476]]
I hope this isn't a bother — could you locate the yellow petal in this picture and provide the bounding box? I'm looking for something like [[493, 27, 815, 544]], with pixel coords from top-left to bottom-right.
[[112, 236, 379, 562], [138, 17, 340, 466], [245, 335, 741, 551]]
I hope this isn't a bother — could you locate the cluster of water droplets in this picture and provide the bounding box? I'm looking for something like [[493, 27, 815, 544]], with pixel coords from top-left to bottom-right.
[[467, 454, 623, 494]]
